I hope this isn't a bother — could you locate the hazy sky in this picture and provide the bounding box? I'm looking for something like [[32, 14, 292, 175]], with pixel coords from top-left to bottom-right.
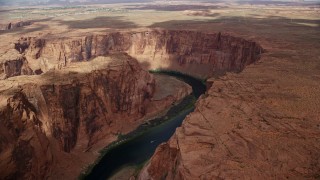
[[0, 0, 152, 6]]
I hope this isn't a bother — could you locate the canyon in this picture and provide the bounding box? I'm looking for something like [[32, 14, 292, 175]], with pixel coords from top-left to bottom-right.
[[0, 54, 156, 179], [0, 29, 263, 179], [0, 2, 319, 179]]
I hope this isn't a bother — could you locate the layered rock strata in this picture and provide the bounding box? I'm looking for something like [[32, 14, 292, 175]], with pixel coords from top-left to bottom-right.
[[0, 55, 157, 179], [8, 30, 263, 79]]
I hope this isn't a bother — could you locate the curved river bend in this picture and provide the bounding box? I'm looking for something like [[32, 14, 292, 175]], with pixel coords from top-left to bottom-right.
[[84, 72, 206, 180]]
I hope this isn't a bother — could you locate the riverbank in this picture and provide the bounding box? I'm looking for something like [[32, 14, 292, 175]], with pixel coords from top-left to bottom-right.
[[79, 95, 195, 179]]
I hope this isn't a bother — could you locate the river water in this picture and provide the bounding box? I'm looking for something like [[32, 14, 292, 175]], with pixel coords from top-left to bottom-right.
[[84, 72, 206, 180]]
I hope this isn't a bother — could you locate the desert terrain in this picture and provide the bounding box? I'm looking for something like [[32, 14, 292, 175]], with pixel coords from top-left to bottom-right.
[[0, 0, 319, 179]]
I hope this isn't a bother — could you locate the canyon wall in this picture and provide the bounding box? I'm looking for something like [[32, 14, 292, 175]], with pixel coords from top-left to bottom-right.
[[139, 75, 320, 179], [0, 91, 52, 180], [0, 55, 156, 179], [7, 30, 263, 79]]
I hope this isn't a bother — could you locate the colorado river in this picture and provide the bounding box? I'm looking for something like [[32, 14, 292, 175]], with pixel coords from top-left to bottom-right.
[[84, 72, 206, 180]]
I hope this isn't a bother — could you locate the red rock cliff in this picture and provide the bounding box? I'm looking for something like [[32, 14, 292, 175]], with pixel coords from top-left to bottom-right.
[[139, 74, 320, 180], [11, 30, 263, 79], [0, 55, 155, 179]]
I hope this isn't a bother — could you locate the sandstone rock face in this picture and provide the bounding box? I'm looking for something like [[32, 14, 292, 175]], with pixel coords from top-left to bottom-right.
[[139, 74, 320, 179], [0, 55, 156, 179], [139, 141, 182, 180], [0, 91, 52, 180], [0, 49, 34, 79], [13, 30, 263, 78], [127, 31, 263, 78]]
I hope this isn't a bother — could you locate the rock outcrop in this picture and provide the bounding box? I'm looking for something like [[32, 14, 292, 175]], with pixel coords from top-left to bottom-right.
[[0, 49, 34, 79], [145, 74, 193, 119], [0, 91, 52, 180], [11, 30, 263, 78], [0, 55, 156, 179], [0, 21, 32, 31]]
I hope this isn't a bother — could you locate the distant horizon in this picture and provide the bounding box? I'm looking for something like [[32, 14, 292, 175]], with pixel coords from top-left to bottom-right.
[[1, 0, 320, 6]]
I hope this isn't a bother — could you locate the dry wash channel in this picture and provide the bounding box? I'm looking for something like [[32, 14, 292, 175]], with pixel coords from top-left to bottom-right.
[[0, 29, 263, 179]]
